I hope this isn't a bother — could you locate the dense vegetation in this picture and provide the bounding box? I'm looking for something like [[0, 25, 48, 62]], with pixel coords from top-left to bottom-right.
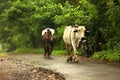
[[0, 0, 120, 61]]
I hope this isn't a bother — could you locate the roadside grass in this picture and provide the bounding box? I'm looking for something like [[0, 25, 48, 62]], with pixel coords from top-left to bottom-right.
[[14, 47, 66, 56], [0, 53, 7, 57], [92, 50, 120, 62], [52, 50, 66, 56], [14, 48, 44, 54]]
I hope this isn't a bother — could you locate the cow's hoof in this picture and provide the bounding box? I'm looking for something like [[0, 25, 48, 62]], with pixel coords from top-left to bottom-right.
[[44, 54, 47, 58], [47, 55, 50, 58], [67, 58, 72, 62], [75, 60, 78, 63], [44, 56, 46, 58], [69, 56, 73, 62], [66, 58, 72, 62], [73, 58, 78, 63], [66, 58, 69, 62]]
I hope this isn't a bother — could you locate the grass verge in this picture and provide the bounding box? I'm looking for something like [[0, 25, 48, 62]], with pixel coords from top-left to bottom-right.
[[0, 53, 7, 57], [92, 50, 120, 62], [14, 47, 66, 56], [14, 48, 44, 54]]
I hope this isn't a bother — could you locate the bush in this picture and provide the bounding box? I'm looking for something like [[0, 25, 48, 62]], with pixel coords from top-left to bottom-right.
[[92, 50, 120, 62], [0, 44, 2, 52], [54, 27, 65, 50]]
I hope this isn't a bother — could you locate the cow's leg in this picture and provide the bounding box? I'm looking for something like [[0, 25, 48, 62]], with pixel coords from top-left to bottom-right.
[[50, 40, 54, 53], [73, 53, 78, 63], [47, 44, 52, 58], [66, 46, 69, 62], [66, 45, 70, 62], [44, 45, 47, 58], [69, 46, 73, 62], [49, 45, 52, 56], [72, 46, 78, 63], [47, 51, 51, 58], [66, 45, 73, 62]]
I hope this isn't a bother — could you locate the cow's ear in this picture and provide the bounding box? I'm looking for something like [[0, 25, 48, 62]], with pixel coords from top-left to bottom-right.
[[74, 30, 78, 32]]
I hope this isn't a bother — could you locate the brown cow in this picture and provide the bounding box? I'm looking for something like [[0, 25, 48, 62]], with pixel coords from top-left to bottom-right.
[[42, 28, 55, 58]]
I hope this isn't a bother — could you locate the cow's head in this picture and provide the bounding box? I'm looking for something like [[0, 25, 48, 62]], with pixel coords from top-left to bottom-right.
[[46, 29, 53, 41], [42, 29, 52, 43], [73, 26, 86, 41], [72, 26, 86, 48], [42, 28, 55, 41]]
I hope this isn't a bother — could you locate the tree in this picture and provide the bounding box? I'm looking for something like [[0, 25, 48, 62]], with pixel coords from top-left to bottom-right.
[[1, 0, 119, 52], [89, 0, 120, 50]]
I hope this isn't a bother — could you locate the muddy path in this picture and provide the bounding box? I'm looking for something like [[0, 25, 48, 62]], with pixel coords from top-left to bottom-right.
[[6, 54, 120, 80]]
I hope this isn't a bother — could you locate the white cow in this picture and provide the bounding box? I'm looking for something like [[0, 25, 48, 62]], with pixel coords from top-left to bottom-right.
[[63, 25, 86, 62]]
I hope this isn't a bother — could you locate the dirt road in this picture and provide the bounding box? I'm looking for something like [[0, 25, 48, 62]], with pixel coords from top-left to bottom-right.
[[7, 54, 120, 80]]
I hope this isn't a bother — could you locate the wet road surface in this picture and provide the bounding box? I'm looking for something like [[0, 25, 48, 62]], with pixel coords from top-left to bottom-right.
[[9, 54, 120, 80]]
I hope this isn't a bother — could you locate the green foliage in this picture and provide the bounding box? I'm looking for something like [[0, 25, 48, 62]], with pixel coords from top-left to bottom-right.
[[54, 1, 96, 25], [14, 47, 66, 56], [0, 53, 6, 57], [0, 44, 2, 52], [52, 50, 66, 56], [15, 47, 43, 54], [105, 5, 120, 50], [93, 50, 120, 62], [1, 0, 95, 51], [88, 0, 120, 51], [54, 27, 65, 50]]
